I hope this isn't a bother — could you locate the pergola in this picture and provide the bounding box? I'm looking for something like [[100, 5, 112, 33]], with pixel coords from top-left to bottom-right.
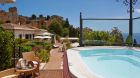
[[79, 0, 140, 46]]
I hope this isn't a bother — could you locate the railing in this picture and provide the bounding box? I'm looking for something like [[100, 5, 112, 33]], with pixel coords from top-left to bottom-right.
[[63, 52, 77, 78]]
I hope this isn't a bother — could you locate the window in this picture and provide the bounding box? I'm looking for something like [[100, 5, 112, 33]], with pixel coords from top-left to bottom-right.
[[32, 34, 35, 39], [25, 34, 29, 39], [19, 34, 22, 39], [29, 34, 32, 40]]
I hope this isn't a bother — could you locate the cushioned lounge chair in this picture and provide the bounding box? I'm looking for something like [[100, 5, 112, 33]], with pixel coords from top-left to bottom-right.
[[22, 52, 40, 77]]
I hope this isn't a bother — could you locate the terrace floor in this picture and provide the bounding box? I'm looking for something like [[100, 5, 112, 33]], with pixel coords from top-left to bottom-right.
[[40, 70, 63, 78], [45, 48, 63, 69], [39, 44, 64, 78]]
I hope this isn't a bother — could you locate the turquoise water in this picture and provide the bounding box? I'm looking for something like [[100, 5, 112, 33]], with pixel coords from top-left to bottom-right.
[[80, 49, 140, 78]]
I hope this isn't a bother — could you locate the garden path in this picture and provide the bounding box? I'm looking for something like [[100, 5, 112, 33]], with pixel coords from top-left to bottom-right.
[[45, 43, 63, 69]]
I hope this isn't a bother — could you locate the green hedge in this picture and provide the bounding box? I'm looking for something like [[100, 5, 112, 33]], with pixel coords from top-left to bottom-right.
[[0, 27, 14, 70], [35, 49, 50, 62], [125, 35, 133, 46], [20, 45, 32, 52]]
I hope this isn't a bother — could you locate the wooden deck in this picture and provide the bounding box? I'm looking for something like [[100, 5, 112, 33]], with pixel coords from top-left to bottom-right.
[[45, 47, 63, 69], [39, 51, 76, 78], [39, 44, 76, 78], [40, 70, 63, 78]]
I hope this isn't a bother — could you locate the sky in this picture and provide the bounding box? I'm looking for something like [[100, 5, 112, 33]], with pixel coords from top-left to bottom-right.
[[1, 0, 140, 33]]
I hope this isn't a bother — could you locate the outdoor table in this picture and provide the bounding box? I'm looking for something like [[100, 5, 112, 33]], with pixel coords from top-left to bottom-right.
[[16, 67, 35, 78]]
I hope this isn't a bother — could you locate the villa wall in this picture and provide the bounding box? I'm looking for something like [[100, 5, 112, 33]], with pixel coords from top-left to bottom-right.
[[14, 29, 35, 40], [2, 23, 37, 40]]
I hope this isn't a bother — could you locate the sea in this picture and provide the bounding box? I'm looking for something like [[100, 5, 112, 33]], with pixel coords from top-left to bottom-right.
[[123, 33, 140, 44]]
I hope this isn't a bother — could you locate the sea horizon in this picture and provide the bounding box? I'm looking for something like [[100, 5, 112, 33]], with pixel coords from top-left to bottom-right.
[[123, 33, 140, 44]]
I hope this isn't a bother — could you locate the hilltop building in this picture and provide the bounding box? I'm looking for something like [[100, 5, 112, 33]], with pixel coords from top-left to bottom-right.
[[0, 7, 49, 28], [0, 7, 18, 24]]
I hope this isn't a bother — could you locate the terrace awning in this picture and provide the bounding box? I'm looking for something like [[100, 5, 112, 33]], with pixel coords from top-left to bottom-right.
[[37, 32, 54, 36], [60, 37, 79, 40], [34, 36, 51, 39]]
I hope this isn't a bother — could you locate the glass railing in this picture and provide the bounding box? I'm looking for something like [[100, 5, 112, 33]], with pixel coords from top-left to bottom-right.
[[82, 17, 140, 46]]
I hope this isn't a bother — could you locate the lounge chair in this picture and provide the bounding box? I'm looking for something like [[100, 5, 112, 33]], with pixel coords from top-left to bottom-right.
[[53, 44, 59, 48], [22, 52, 40, 77], [58, 45, 65, 52]]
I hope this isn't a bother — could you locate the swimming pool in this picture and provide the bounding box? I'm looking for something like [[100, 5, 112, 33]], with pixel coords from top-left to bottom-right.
[[79, 48, 140, 78]]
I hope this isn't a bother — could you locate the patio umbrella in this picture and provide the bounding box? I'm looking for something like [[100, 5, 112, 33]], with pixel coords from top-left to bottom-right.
[[42, 36, 51, 39], [60, 37, 79, 40], [34, 36, 51, 39], [37, 32, 54, 36]]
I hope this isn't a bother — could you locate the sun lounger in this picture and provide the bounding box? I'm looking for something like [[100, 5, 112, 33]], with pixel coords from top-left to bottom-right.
[[53, 44, 59, 48]]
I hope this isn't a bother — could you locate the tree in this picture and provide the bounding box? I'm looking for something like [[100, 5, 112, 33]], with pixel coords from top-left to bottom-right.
[[50, 15, 64, 24], [0, 26, 14, 70], [64, 18, 70, 28], [110, 27, 124, 44], [40, 25, 47, 29], [125, 35, 133, 46], [62, 28, 69, 37], [46, 15, 50, 20], [48, 20, 63, 36], [108, 35, 116, 45], [39, 14, 43, 19], [69, 25, 75, 37], [75, 28, 80, 37], [46, 15, 79, 37], [31, 14, 37, 20]]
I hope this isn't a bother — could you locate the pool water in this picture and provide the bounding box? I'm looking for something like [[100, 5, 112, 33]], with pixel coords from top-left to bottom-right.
[[80, 49, 140, 78]]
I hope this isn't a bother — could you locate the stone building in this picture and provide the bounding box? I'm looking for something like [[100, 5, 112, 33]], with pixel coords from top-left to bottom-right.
[[0, 7, 18, 24], [0, 7, 49, 29]]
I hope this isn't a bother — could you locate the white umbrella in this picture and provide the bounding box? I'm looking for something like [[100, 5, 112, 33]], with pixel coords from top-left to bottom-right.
[[37, 32, 54, 36], [60, 37, 79, 40], [42, 36, 51, 39], [34, 36, 51, 39]]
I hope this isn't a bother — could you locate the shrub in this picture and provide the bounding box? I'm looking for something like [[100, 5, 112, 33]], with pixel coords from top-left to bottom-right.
[[15, 39, 30, 45], [82, 27, 124, 46], [43, 43, 52, 51], [20, 45, 32, 52], [26, 42, 36, 47], [110, 27, 124, 44], [35, 49, 49, 62], [32, 45, 43, 52], [34, 41, 44, 45], [0, 26, 14, 70], [64, 39, 71, 49], [125, 35, 133, 46], [32, 41, 52, 51], [56, 35, 61, 42]]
